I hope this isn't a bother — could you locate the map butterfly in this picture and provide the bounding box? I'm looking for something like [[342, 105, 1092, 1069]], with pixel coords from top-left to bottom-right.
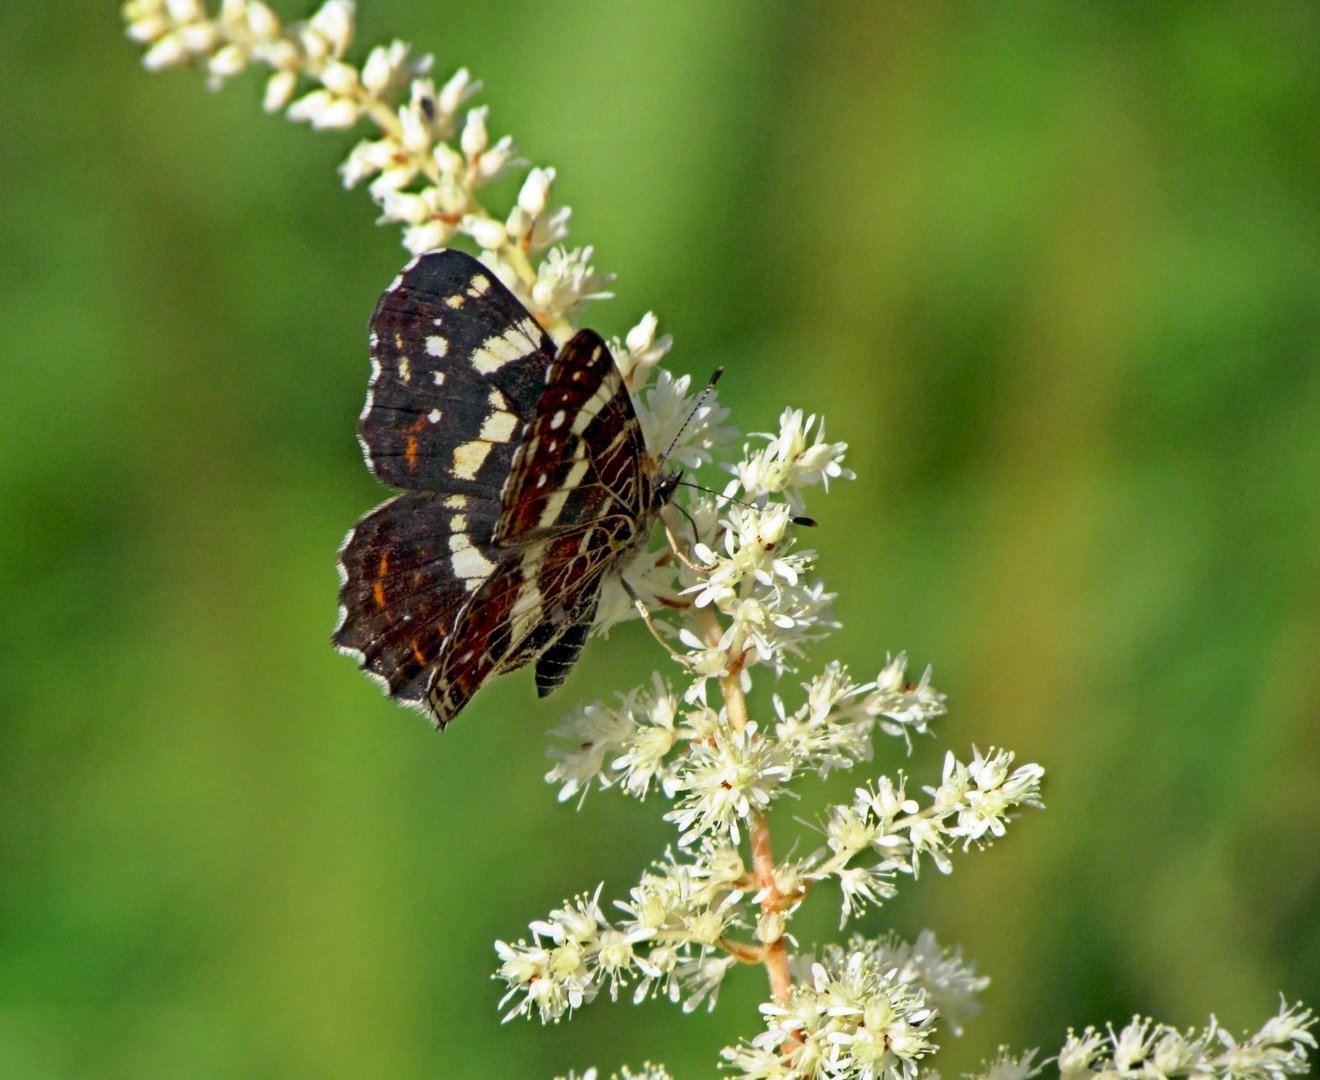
[[334, 249, 678, 728]]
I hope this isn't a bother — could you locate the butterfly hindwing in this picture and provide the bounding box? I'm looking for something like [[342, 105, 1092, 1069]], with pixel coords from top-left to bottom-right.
[[334, 490, 505, 710], [425, 518, 633, 724]]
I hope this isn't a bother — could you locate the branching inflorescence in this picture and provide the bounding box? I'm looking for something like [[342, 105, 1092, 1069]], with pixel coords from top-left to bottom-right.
[[124, 3, 1317, 1077]]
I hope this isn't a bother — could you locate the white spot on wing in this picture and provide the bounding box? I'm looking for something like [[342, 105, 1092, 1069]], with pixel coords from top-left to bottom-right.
[[444, 494, 467, 509], [550, 409, 567, 430], [449, 533, 495, 581], [428, 408, 442, 423], [398, 355, 412, 382], [479, 411, 518, 442], [536, 458, 590, 528], [426, 335, 448, 357], [453, 439, 493, 480], [570, 371, 619, 434], [432, 370, 445, 386], [472, 331, 531, 374]]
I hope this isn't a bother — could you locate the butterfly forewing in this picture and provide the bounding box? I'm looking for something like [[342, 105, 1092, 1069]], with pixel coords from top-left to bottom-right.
[[361, 253, 551, 494], [495, 329, 655, 544]]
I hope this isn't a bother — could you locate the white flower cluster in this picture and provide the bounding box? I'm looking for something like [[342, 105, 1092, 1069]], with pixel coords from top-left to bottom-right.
[[573, 1001, 1318, 1080], [543, 655, 970, 849], [556, 1067, 674, 1080], [495, 842, 749, 1022], [121, 0, 617, 338], [497, 348, 1044, 1076], [810, 748, 1045, 925], [730, 408, 854, 511], [723, 945, 938, 1080], [1052, 1003, 1317, 1080]]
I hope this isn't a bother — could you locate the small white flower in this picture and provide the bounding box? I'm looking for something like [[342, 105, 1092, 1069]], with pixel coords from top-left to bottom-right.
[[141, 32, 189, 70], [246, 0, 280, 38], [436, 66, 477, 119], [262, 69, 298, 112], [517, 164, 554, 216], [361, 39, 408, 94], [319, 59, 358, 96], [665, 722, 794, 845], [308, 0, 353, 57], [460, 104, 489, 157], [287, 88, 360, 129], [530, 246, 614, 324], [546, 699, 638, 805], [613, 311, 672, 386]]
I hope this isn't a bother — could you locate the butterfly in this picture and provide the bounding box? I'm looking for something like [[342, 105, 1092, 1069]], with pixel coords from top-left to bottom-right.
[[334, 249, 678, 728]]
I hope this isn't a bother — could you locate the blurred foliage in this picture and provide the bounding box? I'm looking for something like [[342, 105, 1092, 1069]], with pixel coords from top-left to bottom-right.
[[2, 1, 1318, 1077]]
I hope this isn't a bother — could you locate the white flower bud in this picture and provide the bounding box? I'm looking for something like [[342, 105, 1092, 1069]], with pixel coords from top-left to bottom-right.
[[262, 69, 297, 112], [208, 43, 248, 78], [142, 33, 187, 70], [437, 67, 473, 118], [398, 102, 431, 154], [517, 166, 554, 216], [309, 0, 354, 56], [464, 216, 507, 252], [460, 105, 489, 158], [297, 25, 329, 66], [260, 39, 298, 70], [175, 21, 219, 54], [287, 90, 359, 129], [126, 15, 168, 43], [403, 220, 453, 255], [755, 910, 786, 944], [245, 0, 280, 38], [319, 60, 358, 96], [378, 189, 429, 225], [165, 0, 203, 21], [626, 312, 658, 354], [431, 142, 464, 176], [361, 40, 405, 95], [473, 135, 514, 183]]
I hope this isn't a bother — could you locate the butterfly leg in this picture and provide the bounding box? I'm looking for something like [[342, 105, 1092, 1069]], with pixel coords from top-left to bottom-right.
[[661, 514, 715, 576], [620, 576, 693, 668]]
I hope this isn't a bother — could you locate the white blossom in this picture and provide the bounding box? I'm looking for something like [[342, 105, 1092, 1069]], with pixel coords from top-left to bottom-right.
[[726, 945, 937, 1080]]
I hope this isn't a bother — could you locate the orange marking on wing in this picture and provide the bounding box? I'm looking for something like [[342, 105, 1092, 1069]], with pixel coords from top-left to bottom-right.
[[411, 642, 427, 665], [406, 435, 419, 469], [373, 581, 387, 608]]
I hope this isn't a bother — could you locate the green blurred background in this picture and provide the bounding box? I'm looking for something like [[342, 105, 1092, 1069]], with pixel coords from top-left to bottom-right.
[[3, 1, 1318, 1076]]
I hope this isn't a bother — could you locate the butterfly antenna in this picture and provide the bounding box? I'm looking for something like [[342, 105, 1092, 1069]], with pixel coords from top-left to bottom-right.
[[661, 367, 724, 464], [675, 479, 817, 528]]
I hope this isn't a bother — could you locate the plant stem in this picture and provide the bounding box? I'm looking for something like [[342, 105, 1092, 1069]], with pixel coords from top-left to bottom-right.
[[750, 810, 792, 1005], [696, 604, 792, 1004]]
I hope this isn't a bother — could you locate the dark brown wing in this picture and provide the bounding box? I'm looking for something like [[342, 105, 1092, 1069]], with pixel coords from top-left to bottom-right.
[[425, 515, 642, 725], [494, 330, 654, 543], [359, 250, 550, 494], [334, 491, 505, 711]]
